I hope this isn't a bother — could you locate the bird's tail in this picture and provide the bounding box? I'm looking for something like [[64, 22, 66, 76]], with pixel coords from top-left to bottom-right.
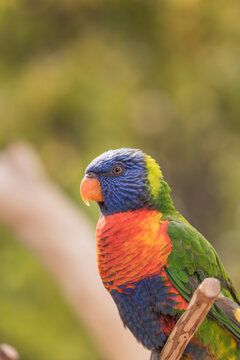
[[210, 295, 240, 342]]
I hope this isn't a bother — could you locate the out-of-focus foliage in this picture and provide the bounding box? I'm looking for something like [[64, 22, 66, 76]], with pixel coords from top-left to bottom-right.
[[0, 0, 240, 357], [0, 227, 102, 360]]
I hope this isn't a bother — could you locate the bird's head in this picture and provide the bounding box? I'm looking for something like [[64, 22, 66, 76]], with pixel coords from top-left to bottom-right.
[[80, 148, 175, 215]]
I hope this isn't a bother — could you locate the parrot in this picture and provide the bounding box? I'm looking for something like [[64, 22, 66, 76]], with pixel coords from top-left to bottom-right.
[[80, 148, 240, 360]]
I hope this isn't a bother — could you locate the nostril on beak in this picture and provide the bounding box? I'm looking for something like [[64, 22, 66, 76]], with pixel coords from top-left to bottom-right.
[[86, 172, 97, 179]]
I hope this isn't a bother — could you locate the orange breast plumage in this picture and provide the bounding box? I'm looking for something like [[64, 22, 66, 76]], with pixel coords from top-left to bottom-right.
[[96, 209, 173, 292]]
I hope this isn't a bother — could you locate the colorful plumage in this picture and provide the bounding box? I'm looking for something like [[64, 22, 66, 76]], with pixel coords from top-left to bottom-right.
[[80, 148, 240, 360]]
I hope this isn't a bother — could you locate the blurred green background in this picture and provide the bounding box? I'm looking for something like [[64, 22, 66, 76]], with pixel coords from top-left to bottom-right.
[[0, 0, 240, 359]]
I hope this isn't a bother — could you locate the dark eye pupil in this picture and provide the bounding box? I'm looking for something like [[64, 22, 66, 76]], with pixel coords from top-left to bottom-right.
[[113, 166, 122, 175]]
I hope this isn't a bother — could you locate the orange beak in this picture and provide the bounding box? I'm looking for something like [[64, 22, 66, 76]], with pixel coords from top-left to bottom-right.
[[80, 176, 103, 206]]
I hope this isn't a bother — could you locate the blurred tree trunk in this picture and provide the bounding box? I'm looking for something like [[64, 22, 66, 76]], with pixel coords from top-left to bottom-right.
[[0, 143, 148, 360]]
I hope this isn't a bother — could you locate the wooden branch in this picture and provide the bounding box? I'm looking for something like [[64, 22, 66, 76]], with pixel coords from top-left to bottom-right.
[[0, 344, 19, 360], [159, 278, 220, 360]]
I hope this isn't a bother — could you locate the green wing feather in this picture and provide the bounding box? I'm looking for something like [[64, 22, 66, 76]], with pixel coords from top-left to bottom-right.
[[165, 219, 240, 341]]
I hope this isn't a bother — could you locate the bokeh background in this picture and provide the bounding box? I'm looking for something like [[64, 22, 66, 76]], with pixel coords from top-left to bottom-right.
[[0, 0, 240, 359]]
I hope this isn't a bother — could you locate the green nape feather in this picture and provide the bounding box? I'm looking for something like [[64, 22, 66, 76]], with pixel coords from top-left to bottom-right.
[[144, 154, 176, 215], [144, 154, 162, 200]]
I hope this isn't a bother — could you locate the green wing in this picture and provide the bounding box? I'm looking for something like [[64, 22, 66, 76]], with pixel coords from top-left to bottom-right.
[[165, 219, 240, 341]]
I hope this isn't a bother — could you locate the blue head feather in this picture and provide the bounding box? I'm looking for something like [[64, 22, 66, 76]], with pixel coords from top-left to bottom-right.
[[85, 148, 150, 215]]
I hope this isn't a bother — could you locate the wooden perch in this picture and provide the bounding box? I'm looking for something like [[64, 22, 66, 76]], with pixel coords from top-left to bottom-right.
[[159, 278, 221, 360], [0, 344, 19, 360]]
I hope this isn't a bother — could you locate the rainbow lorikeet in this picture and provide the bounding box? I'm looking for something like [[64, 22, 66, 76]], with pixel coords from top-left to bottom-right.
[[80, 148, 240, 360]]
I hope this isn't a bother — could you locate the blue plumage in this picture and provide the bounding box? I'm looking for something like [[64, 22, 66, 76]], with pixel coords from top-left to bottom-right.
[[85, 148, 149, 215], [111, 276, 210, 359], [111, 276, 179, 350]]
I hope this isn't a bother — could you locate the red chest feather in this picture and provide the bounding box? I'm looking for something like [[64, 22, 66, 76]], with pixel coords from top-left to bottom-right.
[[96, 209, 172, 292]]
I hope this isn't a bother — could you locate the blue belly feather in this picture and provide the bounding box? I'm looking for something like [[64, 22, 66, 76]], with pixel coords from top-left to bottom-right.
[[110, 275, 210, 359]]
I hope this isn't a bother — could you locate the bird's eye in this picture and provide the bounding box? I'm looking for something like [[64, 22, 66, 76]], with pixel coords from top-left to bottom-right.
[[112, 165, 123, 176]]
